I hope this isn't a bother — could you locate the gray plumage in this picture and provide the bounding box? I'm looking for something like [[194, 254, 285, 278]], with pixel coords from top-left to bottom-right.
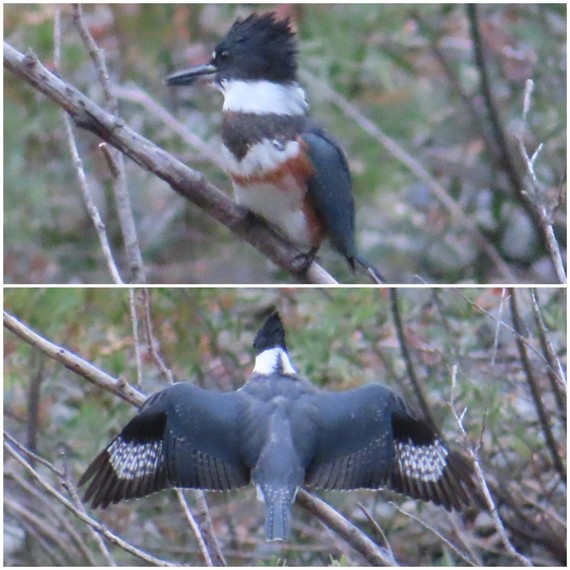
[[80, 312, 474, 541]]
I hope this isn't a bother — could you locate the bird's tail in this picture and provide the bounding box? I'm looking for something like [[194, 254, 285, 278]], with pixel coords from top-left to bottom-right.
[[352, 254, 385, 284], [262, 487, 293, 542]]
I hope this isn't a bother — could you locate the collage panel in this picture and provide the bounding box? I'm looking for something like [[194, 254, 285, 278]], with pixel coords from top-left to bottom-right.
[[4, 287, 566, 565], [3, 3, 567, 569], [4, 4, 566, 285]]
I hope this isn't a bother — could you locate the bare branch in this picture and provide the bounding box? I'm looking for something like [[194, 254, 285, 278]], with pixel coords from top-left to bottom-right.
[[514, 79, 566, 284], [174, 489, 214, 566], [466, 5, 525, 199], [449, 365, 533, 566], [4, 41, 340, 284], [128, 288, 143, 387], [5, 435, 178, 566], [53, 7, 123, 283], [139, 288, 175, 385], [530, 289, 566, 413], [509, 290, 566, 481], [296, 489, 397, 566], [3, 310, 145, 407], [456, 290, 559, 377], [72, 4, 145, 283], [389, 502, 476, 566], [388, 288, 435, 428]]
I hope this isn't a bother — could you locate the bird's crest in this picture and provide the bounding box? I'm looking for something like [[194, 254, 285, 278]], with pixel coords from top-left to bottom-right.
[[253, 311, 287, 354]]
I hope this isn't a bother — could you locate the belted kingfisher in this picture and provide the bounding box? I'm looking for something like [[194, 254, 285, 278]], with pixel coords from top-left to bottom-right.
[[165, 13, 383, 282], [80, 312, 474, 542]]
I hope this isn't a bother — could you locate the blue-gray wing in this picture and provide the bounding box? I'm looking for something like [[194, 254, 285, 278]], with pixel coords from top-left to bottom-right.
[[79, 382, 250, 508], [305, 384, 396, 489], [305, 384, 473, 510], [302, 127, 356, 262]]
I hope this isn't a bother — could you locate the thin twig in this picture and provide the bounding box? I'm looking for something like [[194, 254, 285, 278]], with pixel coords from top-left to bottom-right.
[[60, 452, 117, 566], [514, 79, 566, 284], [449, 366, 533, 566], [466, 5, 524, 196], [54, 7, 123, 284], [356, 502, 392, 553], [455, 290, 559, 378], [389, 501, 476, 566], [491, 288, 508, 366], [388, 289, 435, 428], [139, 288, 174, 385], [72, 4, 146, 283], [192, 491, 227, 566], [128, 288, 143, 388], [5, 435, 178, 566], [509, 289, 566, 481], [415, 11, 501, 163], [62, 113, 125, 283], [175, 489, 214, 566], [529, 289, 566, 413]]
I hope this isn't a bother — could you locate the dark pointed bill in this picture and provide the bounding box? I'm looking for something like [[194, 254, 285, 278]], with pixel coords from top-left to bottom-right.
[[165, 63, 217, 86]]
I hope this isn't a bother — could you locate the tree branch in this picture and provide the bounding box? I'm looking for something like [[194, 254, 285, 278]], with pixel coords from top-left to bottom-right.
[[508, 289, 566, 481], [3, 41, 338, 285], [4, 310, 145, 407], [296, 489, 397, 566], [5, 434, 178, 566], [72, 4, 145, 283], [388, 288, 436, 428]]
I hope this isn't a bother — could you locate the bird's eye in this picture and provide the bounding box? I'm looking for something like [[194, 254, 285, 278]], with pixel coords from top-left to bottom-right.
[[218, 50, 230, 61]]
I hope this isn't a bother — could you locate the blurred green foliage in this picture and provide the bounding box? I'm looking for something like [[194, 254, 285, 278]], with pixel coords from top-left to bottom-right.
[[4, 4, 566, 283], [4, 287, 566, 565]]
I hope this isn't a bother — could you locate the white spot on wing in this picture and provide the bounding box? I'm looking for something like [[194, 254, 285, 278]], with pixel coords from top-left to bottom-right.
[[108, 438, 163, 480], [395, 439, 449, 482]]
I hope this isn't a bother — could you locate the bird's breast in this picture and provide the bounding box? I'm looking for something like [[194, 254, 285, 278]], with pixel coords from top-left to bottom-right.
[[221, 111, 325, 247], [222, 140, 324, 248]]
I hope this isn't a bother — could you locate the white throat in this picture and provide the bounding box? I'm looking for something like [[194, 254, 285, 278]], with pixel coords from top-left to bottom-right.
[[220, 80, 308, 116], [253, 347, 297, 376]]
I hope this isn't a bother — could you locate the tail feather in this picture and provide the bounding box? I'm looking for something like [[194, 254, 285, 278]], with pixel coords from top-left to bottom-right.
[[351, 255, 385, 284], [263, 487, 293, 542]]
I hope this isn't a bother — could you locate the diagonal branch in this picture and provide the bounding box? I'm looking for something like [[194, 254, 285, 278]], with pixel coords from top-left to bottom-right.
[[3, 42, 337, 285], [295, 489, 397, 566]]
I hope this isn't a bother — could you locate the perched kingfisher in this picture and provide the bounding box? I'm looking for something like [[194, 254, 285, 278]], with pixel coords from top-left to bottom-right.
[[166, 13, 383, 282], [80, 312, 474, 542]]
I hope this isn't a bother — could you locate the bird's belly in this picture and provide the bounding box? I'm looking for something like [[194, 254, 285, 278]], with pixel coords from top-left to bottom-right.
[[222, 140, 321, 248], [234, 180, 313, 247]]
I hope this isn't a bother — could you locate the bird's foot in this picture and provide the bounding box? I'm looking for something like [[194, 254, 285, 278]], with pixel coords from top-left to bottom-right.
[[291, 247, 318, 274]]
